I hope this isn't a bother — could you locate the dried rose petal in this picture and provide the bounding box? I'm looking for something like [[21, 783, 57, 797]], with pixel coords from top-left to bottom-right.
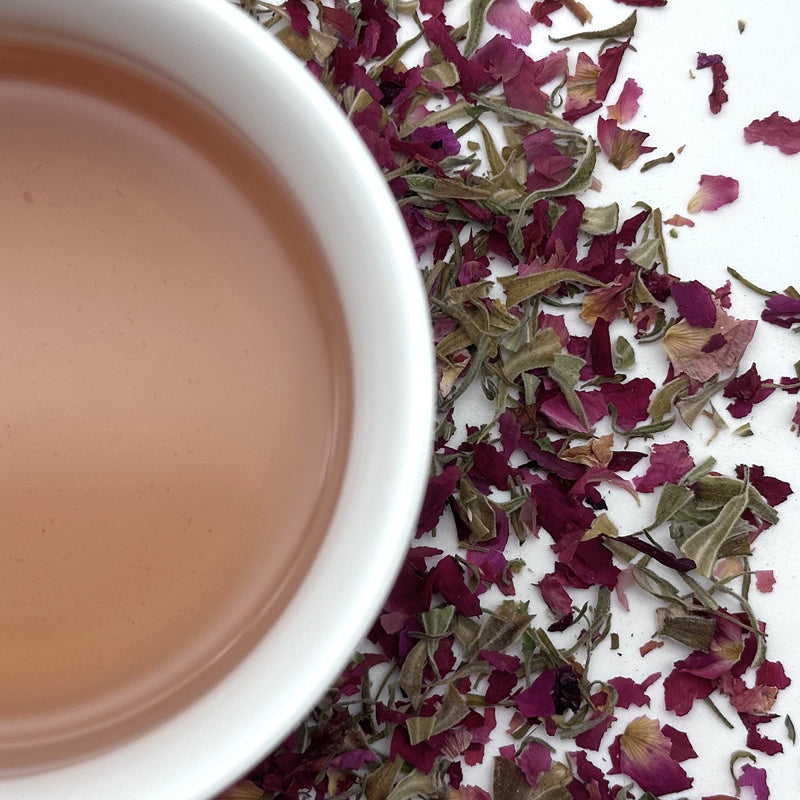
[[744, 111, 800, 155], [671, 280, 717, 327], [723, 363, 774, 418], [664, 213, 695, 227], [606, 77, 642, 123], [762, 293, 800, 327], [687, 174, 739, 213], [633, 441, 694, 492], [663, 306, 756, 382], [608, 672, 660, 708], [739, 764, 770, 800], [597, 117, 655, 169], [609, 716, 694, 795], [696, 52, 729, 114], [486, 0, 535, 46], [564, 52, 602, 122]]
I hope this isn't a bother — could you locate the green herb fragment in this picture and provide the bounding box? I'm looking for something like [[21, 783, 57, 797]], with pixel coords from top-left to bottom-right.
[[494, 757, 535, 800], [365, 759, 403, 800], [640, 152, 676, 172], [612, 336, 636, 370], [463, 0, 493, 57], [581, 203, 620, 235], [549, 10, 637, 42], [678, 479, 750, 576], [500, 269, 604, 308], [648, 376, 691, 422], [786, 715, 796, 744], [656, 605, 717, 650]]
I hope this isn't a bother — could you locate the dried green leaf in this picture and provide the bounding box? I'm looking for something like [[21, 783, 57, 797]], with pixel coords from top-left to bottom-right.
[[365, 759, 403, 800], [581, 203, 619, 235], [627, 237, 660, 270], [648, 483, 693, 529], [406, 715, 436, 746], [385, 769, 438, 800], [679, 481, 750, 576], [676, 376, 729, 427], [457, 475, 497, 542], [420, 62, 459, 88], [612, 336, 636, 370], [656, 605, 716, 650], [463, 0, 493, 56], [465, 599, 533, 659], [503, 327, 563, 380], [531, 762, 573, 800], [422, 605, 456, 639], [640, 152, 675, 172], [500, 269, 605, 308], [549, 353, 590, 429], [493, 756, 534, 800], [786, 715, 796, 744], [549, 10, 636, 42], [679, 456, 717, 485], [398, 640, 428, 710], [431, 682, 471, 735]]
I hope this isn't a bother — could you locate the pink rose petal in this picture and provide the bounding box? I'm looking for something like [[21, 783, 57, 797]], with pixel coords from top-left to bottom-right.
[[687, 174, 739, 213]]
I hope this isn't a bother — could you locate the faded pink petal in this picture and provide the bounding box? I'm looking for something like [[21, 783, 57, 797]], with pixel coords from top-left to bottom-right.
[[609, 716, 693, 794], [664, 213, 695, 227], [564, 52, 603, 122], [744, 111, 800, 155], [597, 117, 655, 169], [687, 174, 739, 213], [663, 306, 757, 382], [606, 78, 642, 123], [486, 0, 535, 45], [718, 673, 778, 714]]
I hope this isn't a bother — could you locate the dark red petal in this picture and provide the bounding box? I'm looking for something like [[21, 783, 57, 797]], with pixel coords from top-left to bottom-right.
[[671, 280, 717, 327]]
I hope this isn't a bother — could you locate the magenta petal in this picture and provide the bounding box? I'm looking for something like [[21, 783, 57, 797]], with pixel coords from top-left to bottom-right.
[[739, 765, 770, 800], [417, 465, 461, 534], [486, 0, 534, 45], [671, 280, 717, 327], [762, 293, 800, 327], [515, 669, 557, 717], [518, 741, 553, 787], [609, 672, 660, 708], [664, 670, 713, 715], [633, 441, 694, 493], [744, 111, 800, 155]]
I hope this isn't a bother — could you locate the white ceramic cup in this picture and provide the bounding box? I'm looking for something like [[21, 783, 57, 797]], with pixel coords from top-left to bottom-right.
[[0, 1, 433, 797]]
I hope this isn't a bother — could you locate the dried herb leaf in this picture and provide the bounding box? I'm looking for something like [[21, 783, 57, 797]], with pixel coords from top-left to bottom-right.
[[679, 481, 750, 576], [549, 10, 637, 42]]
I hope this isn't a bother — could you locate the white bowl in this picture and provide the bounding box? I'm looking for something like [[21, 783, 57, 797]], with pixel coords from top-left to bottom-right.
[[0, 0, 433, 797]]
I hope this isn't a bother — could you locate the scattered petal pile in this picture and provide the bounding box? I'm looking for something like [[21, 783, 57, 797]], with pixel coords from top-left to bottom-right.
[[221, 1, 799, 798]]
